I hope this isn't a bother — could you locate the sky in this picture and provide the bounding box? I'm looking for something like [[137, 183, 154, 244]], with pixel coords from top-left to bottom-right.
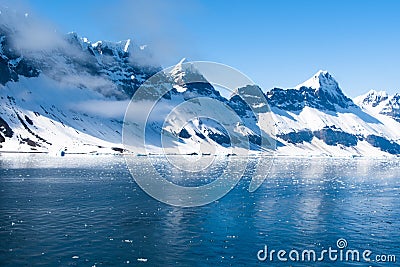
[[7, 0, 400, 97]]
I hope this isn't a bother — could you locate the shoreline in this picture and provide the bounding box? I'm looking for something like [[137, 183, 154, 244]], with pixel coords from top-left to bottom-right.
[[0, 151, 398, 159]]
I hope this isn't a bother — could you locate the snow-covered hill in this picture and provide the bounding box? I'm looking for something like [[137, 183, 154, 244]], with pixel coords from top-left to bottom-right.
[[354, 90, 400, 122], [1, 20, 400, 157]]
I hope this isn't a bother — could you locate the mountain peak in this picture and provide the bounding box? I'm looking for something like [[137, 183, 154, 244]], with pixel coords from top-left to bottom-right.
[[366, 89, 388, 97], [354, 89, 389, 108], [169, 59, 221, 98], [170, 58, 206, 87], [354, 90, 400, 122], [177, 57, 187, 65], [267, 70, 354, 111], [295, 70, 337, 90], [64, 32, 133, 60]]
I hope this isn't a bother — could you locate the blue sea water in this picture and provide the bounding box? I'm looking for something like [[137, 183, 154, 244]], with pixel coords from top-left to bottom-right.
[[0, 155, 399, 266]]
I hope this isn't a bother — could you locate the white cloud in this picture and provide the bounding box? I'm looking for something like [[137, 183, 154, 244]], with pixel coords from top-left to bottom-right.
[[70, 100, 130, 118], [0, 1, 67, 52], [58, 74, 125, 99]]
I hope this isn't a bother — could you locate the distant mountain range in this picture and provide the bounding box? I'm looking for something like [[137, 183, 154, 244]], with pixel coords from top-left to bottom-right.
[[1, 25, 399, 157]]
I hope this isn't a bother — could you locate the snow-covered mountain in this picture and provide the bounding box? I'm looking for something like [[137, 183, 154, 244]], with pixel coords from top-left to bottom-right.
[[0, 22, 158, 154], [267, 70, 355, 112], [354, 90, 400, 122], [1, 21, 400, 157], [265, 73, 400, 157]]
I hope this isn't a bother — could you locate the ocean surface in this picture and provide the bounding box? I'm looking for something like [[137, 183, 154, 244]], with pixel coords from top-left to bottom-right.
[[0, 154, 399, 266]]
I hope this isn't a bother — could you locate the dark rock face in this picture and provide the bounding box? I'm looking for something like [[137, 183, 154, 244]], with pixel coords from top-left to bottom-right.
[[277, 128, 400, 155], [278, 127, 358, 147], [0, 116, 13, 138], [266, 86, 354, 112], [366, 135, 400, 154], [178, 128, 191, 139], [195, 131, 206, 139], [0, 56, 15, 84], [0, 32, 40, 85], [313, 127, 358, 147], [24, 115, 33, 125], [111, 147, 124, 153], [228, 94, 252, 117], [278, 130, 314, 144], [207, 131, 230, 146], [266, 88, 309, 111], [360, 92, 389, 107], [0, 116, 13, 143], [380, 94, 400, 122], [228, 95, 255, 119]]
